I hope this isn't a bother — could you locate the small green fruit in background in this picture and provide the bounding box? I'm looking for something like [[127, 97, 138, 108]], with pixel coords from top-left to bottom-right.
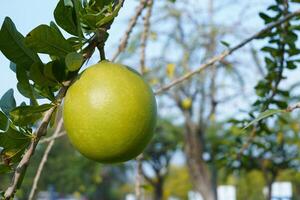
[[181, 97, 192, 110], [63, 61, 157, 163]]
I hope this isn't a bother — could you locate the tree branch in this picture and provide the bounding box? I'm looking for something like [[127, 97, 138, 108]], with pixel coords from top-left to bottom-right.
[[28, 118, 64, 200], [237, 127, 256, 160], [111, 0, 148, 62], [4, 86, 69, 199], [140, 0, 153, 74], [135, 154, 144, 200], [39, 131, 66, 144], [3, 20, 109, 198], [3, 2, 129, 198], [154, 9, 300, 95], [286, 102, 300, 112]]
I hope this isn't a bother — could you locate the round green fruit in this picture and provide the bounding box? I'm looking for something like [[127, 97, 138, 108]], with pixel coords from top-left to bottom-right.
[[63, 61, 157, 163]]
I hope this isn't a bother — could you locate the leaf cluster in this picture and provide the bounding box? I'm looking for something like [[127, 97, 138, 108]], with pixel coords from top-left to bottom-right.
[[0, 0, 122, 176]]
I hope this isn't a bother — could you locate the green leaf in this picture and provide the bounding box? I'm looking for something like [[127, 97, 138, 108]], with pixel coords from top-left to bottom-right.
[[283, 31, 298, 45], [96, 2, 122, 27], [0, 126, 31, 163], [272, 100, 288, 109], [10, 104, 54, 126], [287, 61, 297, 69], [64, 0, 74, 7], [65, 52, 83, 71], [0, 17, 40, 69], [259, 12, 273, 23], [44, 60, 67, 82], [220, 41, 230, 48], [67, 37, 84, 50], [94, 0, 114, 9], [0, 89, 16, 116], [267, 5, 281, 12], [54, 0, 83, 36], [16, 65, 37, 105], [50, 21, 64, 37], [0, 164, 12, 174], [34, 85, 56, 101], [25, 25, 74, 57], [0, 111, 9, 132], [261, 46, 278, 56], [243, 109, 284, 130], [81, 12, 106, 31], [30, 62, 57, 87], [9, 62, 16, 72]]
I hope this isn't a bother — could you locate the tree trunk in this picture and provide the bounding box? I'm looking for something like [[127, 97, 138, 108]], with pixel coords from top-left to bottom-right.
[[266, 181, 272, 200], [211, 163, 218, 200], [154, 177, 163, 200], [262, 170, 276, 200], [183, 111, 216, 200]]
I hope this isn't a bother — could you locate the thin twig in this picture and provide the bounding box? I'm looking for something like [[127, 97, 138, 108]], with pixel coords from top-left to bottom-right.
[[135, 2, 153, 198], [111, 0, 148, 62], [154, 9, 300, 95], [237, 2, 291, 158], [237, 127, 256, 160], [140, 0, 153, 74], [3, 18, 112, 198], [4, 2, 128, 198], [236, 100, 300, 158], [4, 86, 69, 199], [135, 154, 143, 200], [28, 118, 64, 200], [98, 46, 106, 61], [286, 102, 300, 112], [39, 131, 66, 144]]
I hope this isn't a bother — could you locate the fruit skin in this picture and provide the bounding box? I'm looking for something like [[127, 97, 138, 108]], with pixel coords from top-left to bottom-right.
[[181, 98, 192, 110], [63, 61, 157, 163]]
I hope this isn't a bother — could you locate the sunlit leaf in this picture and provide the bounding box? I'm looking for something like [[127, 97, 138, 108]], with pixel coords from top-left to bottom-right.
[[25, 25, 74, 57], [243, 109, 284, 130], [54, 0, 83, 36], [0, 17, 40, 69], [10, 104, 54, 126]]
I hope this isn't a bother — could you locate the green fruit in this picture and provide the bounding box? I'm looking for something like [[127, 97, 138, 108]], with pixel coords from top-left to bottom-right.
[[181, 98, 192, 110], [63, 61, 157, 163]]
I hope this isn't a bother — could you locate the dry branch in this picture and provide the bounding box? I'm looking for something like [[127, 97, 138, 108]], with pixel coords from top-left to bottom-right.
[[28, 118, 64, 200], [286, 102, 300, 112], [111, 0, 148, 62], [4, 86, 69, 199], [155, 9, 300, 95], [140, 0, 153, 74], [135, 154, 144, 200], [39, 131, 66, 144]]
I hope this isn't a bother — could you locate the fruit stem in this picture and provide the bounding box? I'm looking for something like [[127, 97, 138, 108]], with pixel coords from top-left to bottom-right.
[[98, 45, 106, 61]]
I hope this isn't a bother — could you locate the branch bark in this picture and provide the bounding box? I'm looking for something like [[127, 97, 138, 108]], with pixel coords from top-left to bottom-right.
[[4, 86, 69, 199], [140, 0, 153, 74], [28, 118, 64, 200], [111, 0, 148, 62], [39, 131, 66, 144], [135, 154, 144, 200], [3, 13, 116, 197], [155, 9, 300, 95]]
